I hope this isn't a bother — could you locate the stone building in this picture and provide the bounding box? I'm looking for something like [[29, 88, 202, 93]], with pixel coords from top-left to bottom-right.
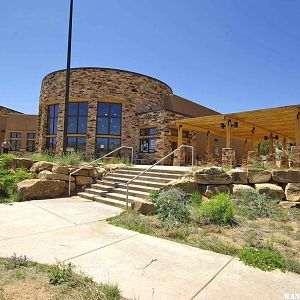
[[0, 106, 37, 152], [37, 67, 243, 164]]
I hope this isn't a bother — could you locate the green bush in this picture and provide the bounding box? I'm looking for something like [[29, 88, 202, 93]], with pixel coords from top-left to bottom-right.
[[191, 191, 202, 205], [234, 190, 282, 219], [152, 188, 191, 225], [48, 262, 74, 285], [0, 153, 16, 169], [31, 151, 85, 166], [0, 167, 32, 199], [198, 193, 235, 225], [239, 248, 286, 272]]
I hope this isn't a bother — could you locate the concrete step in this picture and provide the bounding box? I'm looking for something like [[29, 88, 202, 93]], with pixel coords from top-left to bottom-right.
[[85, 187, 150, 200], [92, 182, 157, 193], [107, 173, 175, 182], [78, 192, 130, 209], [85, 188, 143, 202], [120, 166, 188, 175], [99, 178, 165, 189], [113, 169, 181, 179], [104, 175, 171, 184]]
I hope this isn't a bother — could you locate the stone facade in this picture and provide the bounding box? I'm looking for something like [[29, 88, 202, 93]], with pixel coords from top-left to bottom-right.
[[37, 67, 207, 163], [37, 68, 173, 160]]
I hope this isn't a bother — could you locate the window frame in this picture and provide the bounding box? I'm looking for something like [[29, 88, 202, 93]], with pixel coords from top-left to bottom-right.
[[47, 104, 59, 135], [96, 102, 122, 136], [66, 136, 87, 153], [46, 137, 57, 152], [139, 127, 158, 153], [95, 137, 121, 158], [67, 102, 89, 134]]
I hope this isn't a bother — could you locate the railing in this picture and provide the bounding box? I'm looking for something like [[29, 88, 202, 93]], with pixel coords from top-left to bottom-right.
[[125, 144, 194, 209], [68, 146, 133, 196]]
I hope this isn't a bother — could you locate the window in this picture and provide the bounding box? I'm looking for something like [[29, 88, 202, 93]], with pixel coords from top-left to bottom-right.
[[97, 103, 122, 135], [27, 140, 35, 152], [170, 128, 189, 138], [10, 132, 21, 138], [11, 140, 21, 151], [139, 127, 158, 153], [67, 137, 87, 152], [46, 137, 56, 152], [10, 132, 22, 151], [27, 133, 36, 139], [96, 137, 121, 158], [47, 104, 59, 135], [67, 102, 88, 134]]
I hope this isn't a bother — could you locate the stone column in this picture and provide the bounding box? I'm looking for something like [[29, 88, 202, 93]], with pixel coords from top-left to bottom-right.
[[222, 148, 235, 168], [55, 102, 65, 156], [86, 99, 97, 158], [37, 106, 48, 152], [281, 138, 288, 168], [290, 146, 300, 168]]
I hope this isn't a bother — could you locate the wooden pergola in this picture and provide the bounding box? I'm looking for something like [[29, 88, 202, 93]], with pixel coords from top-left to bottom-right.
[[175, 105, 300, 159]]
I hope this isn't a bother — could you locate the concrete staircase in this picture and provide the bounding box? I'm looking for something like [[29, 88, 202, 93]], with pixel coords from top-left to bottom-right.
[[78, 166, 188, 208]]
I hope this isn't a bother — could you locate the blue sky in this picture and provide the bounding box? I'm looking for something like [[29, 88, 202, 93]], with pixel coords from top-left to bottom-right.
[[0, 0, 299, 114]]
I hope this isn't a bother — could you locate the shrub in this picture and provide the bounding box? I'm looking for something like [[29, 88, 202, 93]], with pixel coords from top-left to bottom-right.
[[239, 248, 286, 272], [149, 189, 160, 202], [48, 262, 74, 285], [191, 191, 202, 205], [234, 190, 282, 219], [0, 167, 32, 198], [198, 193, 235, 225], [56, 152, 85, 166], [0, 153, 16, 169], [152, 188, 191, 225], [251, 159, 268, 170]]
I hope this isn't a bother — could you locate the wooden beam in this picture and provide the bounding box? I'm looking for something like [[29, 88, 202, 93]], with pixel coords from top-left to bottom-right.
[[296, 112, 300, 146], [226, 120, 232, 148], [206, 131, 211, 155], [178, 125, 183, 147], [269, 133, 274, 160]]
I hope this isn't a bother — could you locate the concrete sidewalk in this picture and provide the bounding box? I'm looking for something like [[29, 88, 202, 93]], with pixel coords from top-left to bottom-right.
[[0, 197, 299, 300]]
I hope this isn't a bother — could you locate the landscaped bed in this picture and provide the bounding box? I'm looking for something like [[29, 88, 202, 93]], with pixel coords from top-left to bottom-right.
[[0, 255, 122, 300], [109, 189, 300, 274]]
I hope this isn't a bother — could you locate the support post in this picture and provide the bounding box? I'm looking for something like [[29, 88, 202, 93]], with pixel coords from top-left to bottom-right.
[[269, 133, 274, 161], [250, 127, 255, 151], [178, 125, 183, 147], [225, 120, 232, 148], [290, 112, 300, 168], [205, 131, 211, 156], [281, 137, 288, 168], [257, 142, 261, 157]]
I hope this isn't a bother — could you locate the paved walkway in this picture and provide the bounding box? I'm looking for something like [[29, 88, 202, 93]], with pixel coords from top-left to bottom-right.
[[0, 197, 299, 300]]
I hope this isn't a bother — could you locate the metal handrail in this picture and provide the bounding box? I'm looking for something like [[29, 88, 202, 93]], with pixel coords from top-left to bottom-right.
[[125, 144, 194, 209], [68, 146, 133, 196]]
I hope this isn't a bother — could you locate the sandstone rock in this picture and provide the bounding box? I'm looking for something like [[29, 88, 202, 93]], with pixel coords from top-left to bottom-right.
[[247, 169, 272, 183], [103, 163, 126, 172], [93, 167, 107, 179], [163, 177, 199, 193], [231, 184, 255, 197], [65, 181, 76, 193], [131, 200, 155, 215], [227, 169, 248, 184], [75, 176, 93, 186], [52, 165, 69, 175], [255, 183, 285, 201], [71, 167, 94, 177], [38, 170, 74, 182], [194, 167, 232, 184], [279, 201, 300, 208], [17, 179, 66, 200], [285, 183, 300, 202], [30, 161, 57, 173], [10, 158, 34, 170], [271, 170, 300, 183], [204, 185, 230, 198]]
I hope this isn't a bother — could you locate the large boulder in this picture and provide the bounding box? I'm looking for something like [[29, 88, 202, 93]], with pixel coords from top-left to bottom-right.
[[103, 163, 126, 172], [17, 179, 66, 200], [75, 176, 93, 186], [70, 167, 94, 177], [231, 184, 255, 197], [93, 167, 107, 179], [247, 169, 272, 183], [285, 183, 300, 202], [194, 167, 232, 184], [10, 158, 34, 170], [30, 161, 57, 173], [227, 169, 248, 184], [204, 185, 230, 198], [52, 165, 70, 175], [38, 170, 74, 182], [255, 183, 285, 201], [272, 170, 300, 183], [131, 200, 155, 215], [163, 177, 199, 193]]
